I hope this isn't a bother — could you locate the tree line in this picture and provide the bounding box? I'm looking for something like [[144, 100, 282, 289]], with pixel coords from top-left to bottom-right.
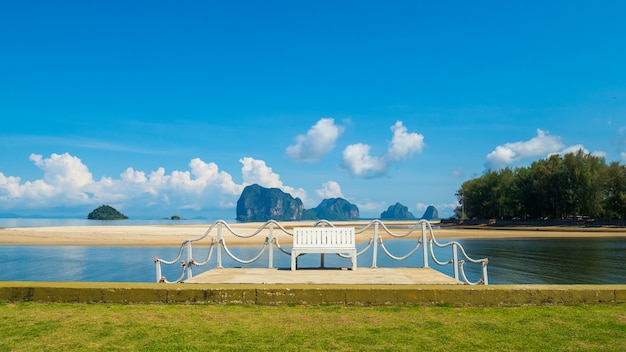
[[456, 150, 626, 220]]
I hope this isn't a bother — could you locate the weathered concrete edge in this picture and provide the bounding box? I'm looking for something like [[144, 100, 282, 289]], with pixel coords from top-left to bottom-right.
[[1, 282, 625, 306]]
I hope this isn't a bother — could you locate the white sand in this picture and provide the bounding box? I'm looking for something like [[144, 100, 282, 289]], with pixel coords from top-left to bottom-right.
[[1, 222, 624, 247]]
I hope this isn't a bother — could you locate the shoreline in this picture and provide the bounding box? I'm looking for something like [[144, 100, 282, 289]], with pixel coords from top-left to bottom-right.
[[1, 222, 625, 247]]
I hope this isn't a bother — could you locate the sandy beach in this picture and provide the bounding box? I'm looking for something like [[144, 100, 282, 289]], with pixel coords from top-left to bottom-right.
[[1, 222, 625, 247]]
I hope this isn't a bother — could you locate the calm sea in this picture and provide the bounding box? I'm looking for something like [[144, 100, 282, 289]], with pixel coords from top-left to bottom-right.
[[0, 219, 624, 284]]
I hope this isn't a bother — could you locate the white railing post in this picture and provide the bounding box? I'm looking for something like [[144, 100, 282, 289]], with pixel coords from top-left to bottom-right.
[[482, 261, 489, 285], [371, 222, 379, 268], [421, 221, 429, 268], [217, 222, 223, 268], [320, 221, 325, 268], [268, 222, 274, 268], [186, 241, 193, 279], [155, 261, 162, 283], [452, 243, 459, 280]]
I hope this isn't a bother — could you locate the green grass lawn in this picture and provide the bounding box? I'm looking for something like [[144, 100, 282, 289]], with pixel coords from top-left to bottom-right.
[[1, 303, 625, 351]]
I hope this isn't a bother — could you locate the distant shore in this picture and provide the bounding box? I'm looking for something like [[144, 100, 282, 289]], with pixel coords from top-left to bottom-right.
[[1, 222, 625, 247]]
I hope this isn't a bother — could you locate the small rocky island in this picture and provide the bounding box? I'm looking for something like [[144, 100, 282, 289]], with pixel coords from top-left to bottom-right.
[[380, 202, 416, 220], [236, 184, 360, 222], [235, 184, 439, 222], [87, 205, 128, 220]]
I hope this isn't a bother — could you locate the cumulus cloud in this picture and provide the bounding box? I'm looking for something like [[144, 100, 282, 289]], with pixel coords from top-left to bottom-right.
[[486, 129, 611, 169], [286, 118, 344, 163], [341, 143, 387, 177], [386, 121, 425, 161], [315, 181, 344, 199], [354, 200, 387, 214], [0, 153, 308, 215], [341, 121, 425, 178], [553, 145, 607, 159], [486, 129, 564, 169], [240, 157, 307, 201]]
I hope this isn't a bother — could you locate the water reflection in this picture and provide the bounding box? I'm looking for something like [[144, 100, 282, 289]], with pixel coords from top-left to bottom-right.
[[457, 238, 626, 284]]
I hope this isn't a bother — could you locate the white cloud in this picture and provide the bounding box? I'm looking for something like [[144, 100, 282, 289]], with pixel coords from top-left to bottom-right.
[[486, 130, 612, 169], [286, 118, 344, 163], [239, 157, 307, 202], [30, 153, 94, 189], [341, 121, 425, 178], [558, 144, 589, 156], [354, 200, 387, 215], [315, 181, 344, 199], [341, 143, 387, 177], [553, 145, 606, 160], [486, 129, 564, 169], [1, 153, 309, 215], [386, 121, 425, 161], [621, 152, 626, 161]]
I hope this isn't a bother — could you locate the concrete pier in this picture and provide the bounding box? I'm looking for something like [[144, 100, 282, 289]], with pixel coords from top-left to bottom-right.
[[184, 268, 462, 285]]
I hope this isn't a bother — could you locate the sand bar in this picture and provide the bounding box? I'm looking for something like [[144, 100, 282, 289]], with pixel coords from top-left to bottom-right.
[[1, 222, 625, 247]]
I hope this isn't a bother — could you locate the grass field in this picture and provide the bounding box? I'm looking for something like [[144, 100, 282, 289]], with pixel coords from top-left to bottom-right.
[[1, 303, 625, 351]]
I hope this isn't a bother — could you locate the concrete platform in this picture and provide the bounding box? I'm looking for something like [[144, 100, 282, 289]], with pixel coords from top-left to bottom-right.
[[184, 267, 462, 285]]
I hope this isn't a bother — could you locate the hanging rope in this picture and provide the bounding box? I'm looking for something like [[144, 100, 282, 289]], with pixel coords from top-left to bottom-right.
[[189, 238, 217, 267], [153, 219, 489, 285], [220, 238, 269, 265], [459, 260, 485, 285], [154, 240, 188, 265], [273, 237, 292, 255], [219, 219, 294, 238], [428, 239, 454, 266], [159, 261, 187, 283], [378, 237, 422, 261], [337, 237, 374, 258]]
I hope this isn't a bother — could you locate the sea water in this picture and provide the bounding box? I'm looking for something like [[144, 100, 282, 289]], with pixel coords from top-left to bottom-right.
[[0, 238, 624, 284]]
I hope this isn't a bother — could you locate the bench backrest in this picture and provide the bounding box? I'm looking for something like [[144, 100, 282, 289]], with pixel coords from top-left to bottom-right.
[[293, 227, 355, 248]]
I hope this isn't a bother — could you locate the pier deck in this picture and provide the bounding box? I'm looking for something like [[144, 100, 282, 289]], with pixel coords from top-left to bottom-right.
[[184, 267, 462, 285]]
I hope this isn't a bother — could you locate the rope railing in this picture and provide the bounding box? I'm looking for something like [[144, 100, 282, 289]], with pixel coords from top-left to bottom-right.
[[220, 238, 270, 265], [154, 219, 489, 284], [378, 237, 422, 261]]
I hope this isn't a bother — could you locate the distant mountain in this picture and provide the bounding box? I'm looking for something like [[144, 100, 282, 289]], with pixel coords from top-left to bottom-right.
[[310, 198, 360, 221], [420, 205, 439, 220], [235, 185, 360, 222], [236, 184, 304, 222], [380, 202, 416, 220]]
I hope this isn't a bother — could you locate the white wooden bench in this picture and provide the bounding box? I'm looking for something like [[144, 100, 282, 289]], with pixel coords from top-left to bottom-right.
[[291, 227, 357, 271]]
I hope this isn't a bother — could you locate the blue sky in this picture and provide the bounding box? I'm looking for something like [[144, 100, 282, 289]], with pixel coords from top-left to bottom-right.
[[1, 1, 625, 220]]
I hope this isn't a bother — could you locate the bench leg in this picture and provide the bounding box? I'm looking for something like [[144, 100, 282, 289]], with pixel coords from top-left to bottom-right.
[[291, 252, 297, 271], [351, 251, 357, 271]]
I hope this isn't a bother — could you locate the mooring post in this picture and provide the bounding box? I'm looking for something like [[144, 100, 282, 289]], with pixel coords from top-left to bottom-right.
[[421, 221, 429, 268], [371, 221, 379, 268], [217, 222, 223, 268], [268, 222, 274, 268]]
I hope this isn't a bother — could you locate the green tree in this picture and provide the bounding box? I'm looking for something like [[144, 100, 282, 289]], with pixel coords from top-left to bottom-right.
[[456, 151, 624, 220], [602, 162, 626, 219]]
